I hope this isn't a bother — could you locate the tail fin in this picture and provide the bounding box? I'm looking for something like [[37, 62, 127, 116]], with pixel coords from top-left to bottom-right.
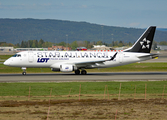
[[124, 26, 156, 53]]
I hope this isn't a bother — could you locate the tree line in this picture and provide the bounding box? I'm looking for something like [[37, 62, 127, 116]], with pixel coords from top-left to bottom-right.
[[0, 39, 133, 49], [0, 39, 166, 50]]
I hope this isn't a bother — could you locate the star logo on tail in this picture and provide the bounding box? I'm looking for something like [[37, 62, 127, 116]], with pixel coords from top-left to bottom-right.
[[140, 38, 151, 49]]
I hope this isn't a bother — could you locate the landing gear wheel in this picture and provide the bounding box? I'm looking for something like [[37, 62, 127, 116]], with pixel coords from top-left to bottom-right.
[[81, 70, 87, 75], [22, 72, 26, 75], [21, 67, 27, 75], [75, 70, 80, 75]]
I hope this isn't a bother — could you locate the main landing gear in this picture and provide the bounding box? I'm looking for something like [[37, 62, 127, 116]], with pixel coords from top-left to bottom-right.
[[81, 70, 87, 75], [21, 67, 27, 75], [75, 69, 87, 75]]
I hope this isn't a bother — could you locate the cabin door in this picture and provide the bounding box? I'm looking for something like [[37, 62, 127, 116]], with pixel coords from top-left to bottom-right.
[[28, 51, 34, 63], [119, 52, 123, 63]]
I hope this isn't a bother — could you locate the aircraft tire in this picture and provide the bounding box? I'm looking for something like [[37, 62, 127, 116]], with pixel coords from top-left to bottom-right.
[[81, 70, 87, 75], [22, 72, 26, 75], [75, 70, 80, 75]]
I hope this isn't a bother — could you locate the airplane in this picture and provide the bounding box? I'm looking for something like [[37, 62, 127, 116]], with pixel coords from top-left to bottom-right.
[[4, 26, 158, 75]]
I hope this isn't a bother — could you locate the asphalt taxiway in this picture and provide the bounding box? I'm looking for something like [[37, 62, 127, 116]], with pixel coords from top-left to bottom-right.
[[0, 72, 167, 82]]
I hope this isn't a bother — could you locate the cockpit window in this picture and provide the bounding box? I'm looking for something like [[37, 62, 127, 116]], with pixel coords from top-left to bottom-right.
[[17, 54, 21, 57], [13, 54, 17, 57], [12, 54, 21, 57]]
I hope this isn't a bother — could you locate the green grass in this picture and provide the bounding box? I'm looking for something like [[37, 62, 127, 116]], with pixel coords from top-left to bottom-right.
[[0, 62, 167, 73], [87, 62, 167, 72], [0, 82, 166, 96], [0, 55, 13, 59], [0, 64, 52, 73]]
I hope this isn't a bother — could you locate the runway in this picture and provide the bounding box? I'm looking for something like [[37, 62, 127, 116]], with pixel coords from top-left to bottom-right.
[[0, 72, 167, 82]]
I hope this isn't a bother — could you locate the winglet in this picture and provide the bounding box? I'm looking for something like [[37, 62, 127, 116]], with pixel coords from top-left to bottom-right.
[[106, 52, 118, 61]]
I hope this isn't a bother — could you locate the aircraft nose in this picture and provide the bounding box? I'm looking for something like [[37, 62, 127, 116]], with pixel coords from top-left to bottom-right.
[[3, 60, 10, 66]]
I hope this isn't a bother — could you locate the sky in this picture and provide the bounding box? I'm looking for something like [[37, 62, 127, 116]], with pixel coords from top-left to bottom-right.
[[0, 0, 167, 28]]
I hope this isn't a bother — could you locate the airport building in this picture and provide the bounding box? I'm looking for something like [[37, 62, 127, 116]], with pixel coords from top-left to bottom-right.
[[157, 45, 167, 50], [0, 47, 14, 52], [15, 48, 48, 52], [76, 47, 87, 51], [92, 45, 114, 50], [48, 46, 72, 51]]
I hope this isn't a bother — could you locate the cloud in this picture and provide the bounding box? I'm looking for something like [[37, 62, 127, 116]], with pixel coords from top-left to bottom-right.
[[81, 5, 87, 8], [61, 3, 64, 6], [41, 3, 51, 6], [157, 25, 167, 28]]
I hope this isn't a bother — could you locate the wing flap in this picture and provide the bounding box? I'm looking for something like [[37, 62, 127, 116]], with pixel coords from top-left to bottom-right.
[[74, 60, 106, 66]]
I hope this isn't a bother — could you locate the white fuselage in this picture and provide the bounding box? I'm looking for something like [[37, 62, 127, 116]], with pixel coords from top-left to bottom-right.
[[4, 50, 151, 70]]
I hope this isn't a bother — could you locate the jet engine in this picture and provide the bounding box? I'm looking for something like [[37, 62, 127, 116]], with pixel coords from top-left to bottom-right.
[[60, 64, 74, 72]]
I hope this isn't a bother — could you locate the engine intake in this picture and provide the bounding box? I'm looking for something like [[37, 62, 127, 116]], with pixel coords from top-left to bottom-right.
[[60, 64, 74, 72]]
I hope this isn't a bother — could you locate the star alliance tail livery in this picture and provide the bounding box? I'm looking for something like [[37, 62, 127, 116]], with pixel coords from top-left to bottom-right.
[[4, 26, 158, 75]]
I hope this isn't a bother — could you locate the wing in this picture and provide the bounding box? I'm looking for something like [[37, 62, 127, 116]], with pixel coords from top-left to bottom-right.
[[74, 52, 118, 68]]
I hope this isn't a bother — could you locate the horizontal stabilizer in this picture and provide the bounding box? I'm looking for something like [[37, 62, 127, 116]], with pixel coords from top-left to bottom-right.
[[136, 53, 159, 59]]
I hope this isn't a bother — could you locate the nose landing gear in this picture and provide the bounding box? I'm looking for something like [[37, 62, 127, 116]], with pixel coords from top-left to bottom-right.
[[21, 67, 27, 75]]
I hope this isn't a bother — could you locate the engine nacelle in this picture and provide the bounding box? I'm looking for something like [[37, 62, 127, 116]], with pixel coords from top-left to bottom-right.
[[60, 64, 74, 72]]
